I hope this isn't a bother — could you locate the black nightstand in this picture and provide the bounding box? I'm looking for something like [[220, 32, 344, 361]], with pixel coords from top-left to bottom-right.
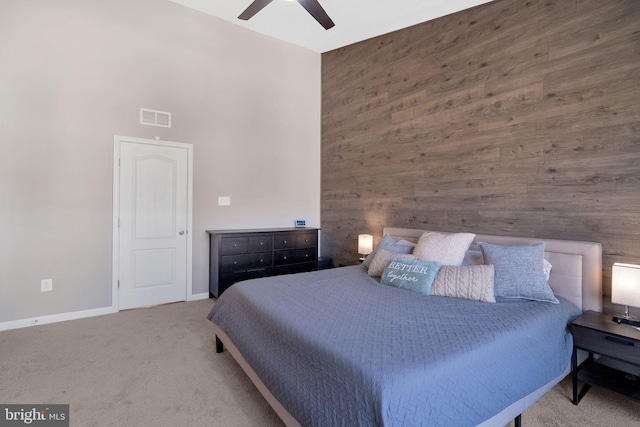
[[570, 310, 640, 404], [318, 257, 333, 270]]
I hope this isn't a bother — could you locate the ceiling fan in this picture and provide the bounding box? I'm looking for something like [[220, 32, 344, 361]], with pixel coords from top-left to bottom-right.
[[238, 0, 335, 30]]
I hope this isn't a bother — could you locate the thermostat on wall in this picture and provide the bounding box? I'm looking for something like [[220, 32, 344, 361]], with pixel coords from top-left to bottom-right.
[[295, 220, 306, 228]]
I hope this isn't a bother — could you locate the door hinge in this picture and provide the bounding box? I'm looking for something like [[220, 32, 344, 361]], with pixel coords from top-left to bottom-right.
[[118, 218, 120, 227], [118, 280, 120, 288]]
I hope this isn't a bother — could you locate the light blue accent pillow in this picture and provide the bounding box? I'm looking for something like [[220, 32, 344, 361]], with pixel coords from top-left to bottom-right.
[[380, 258, 441, 296], [362, 234, 413, 269], [478, 241, 559, 304]]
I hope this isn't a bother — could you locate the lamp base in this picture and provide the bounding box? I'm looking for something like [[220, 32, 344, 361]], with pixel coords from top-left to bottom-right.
[[612, 314, 640, 327]]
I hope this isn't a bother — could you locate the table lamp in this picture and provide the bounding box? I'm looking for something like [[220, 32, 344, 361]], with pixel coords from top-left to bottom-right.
[[611, 262, 640, 327], [358, 234, 373, 263]]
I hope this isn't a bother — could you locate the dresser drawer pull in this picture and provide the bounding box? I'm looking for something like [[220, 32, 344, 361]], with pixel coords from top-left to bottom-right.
[[605, 335, 635, 346], [282, 240, 287, 244]]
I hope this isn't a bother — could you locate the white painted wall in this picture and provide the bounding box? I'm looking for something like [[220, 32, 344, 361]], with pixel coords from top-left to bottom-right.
[[0, 0, 320, 324]]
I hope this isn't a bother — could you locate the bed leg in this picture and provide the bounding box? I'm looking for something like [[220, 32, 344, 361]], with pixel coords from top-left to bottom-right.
[[514, 414, 522, 427], [215, 335, 224, 353]]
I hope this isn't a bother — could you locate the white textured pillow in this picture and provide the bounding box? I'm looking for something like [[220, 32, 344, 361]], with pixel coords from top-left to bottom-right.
[[431, 265, 496, 303], [543, 258, 552, 281], [367, 249, 416, 277], [413, 232, 476, 266]]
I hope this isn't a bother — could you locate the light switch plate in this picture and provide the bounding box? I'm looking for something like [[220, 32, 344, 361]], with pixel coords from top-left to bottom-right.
[[218, 196, 231, 206]]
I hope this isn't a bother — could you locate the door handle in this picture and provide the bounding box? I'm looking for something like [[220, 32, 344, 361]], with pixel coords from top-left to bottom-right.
[[179, 231, 185, 235]]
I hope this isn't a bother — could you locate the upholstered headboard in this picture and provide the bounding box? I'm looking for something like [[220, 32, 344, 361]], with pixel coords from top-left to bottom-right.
[[383, 227, 603, 312]]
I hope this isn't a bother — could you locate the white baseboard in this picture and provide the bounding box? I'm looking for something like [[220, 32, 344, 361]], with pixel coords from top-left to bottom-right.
[[190, 292, 211, 301], [0, 294, 212, 332], [0, 306, 116, 332]]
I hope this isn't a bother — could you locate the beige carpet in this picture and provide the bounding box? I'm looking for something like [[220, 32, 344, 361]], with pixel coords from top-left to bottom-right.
[[1, 299, 638, 426]]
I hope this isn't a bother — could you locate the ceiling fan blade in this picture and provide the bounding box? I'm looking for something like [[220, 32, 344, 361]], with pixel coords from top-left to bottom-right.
[[238, 0, 274, 21], [297, 0, 335, 30]]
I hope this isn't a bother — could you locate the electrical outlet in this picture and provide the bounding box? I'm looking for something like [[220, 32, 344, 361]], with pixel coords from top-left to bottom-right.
[[218, 196, 231, 206], [41, 279, 53, 292]]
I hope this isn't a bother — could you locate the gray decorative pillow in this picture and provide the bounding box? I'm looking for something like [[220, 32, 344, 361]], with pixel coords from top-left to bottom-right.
[[413, 232, 475, 266], [362, 234, 413, 269], [380, 258, 441, 296], [478, 242, 559, 304], [431, 265, 496, 302], [463, 248, 553, 282], [367, 249, 416, 277]]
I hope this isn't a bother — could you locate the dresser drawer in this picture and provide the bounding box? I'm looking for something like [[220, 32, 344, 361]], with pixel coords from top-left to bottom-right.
[[249, 235, 273, 252], [221, 237, 249, 255], [273, 249, 296, 266], [296, 232, 317, 248], [221, 253, 273, 273], [572, 326, 640, 365], [296, 247, 317, 263], [273, 248, 317, 266], [274, 234, 297, 250], [274, 262, 317, 276]]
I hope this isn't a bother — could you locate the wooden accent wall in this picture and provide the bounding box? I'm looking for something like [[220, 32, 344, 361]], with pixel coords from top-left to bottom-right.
[[321, 0, 640, 294]]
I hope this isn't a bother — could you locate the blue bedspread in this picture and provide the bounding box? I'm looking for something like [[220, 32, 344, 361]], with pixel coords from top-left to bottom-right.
[[208, 266, 581, 426]]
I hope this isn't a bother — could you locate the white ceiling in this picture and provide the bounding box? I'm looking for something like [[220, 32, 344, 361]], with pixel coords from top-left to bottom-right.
[[167, 0, 494, 53]]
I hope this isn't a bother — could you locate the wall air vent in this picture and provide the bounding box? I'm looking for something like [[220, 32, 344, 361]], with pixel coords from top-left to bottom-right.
[[140, 108, 171, 128]]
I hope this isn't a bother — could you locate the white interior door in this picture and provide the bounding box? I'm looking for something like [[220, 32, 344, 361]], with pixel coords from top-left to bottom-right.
[[115, 137, 190, 310]]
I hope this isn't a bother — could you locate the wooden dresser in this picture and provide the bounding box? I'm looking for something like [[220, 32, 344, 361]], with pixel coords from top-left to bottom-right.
[[207, 228, 319, 297]]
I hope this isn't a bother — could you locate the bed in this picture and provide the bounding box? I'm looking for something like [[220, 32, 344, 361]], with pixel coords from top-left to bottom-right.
[[207, 227, 602, 426]]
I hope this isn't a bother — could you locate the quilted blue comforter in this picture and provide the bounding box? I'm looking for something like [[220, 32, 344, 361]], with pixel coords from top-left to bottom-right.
[[208, 266, 581, 426]]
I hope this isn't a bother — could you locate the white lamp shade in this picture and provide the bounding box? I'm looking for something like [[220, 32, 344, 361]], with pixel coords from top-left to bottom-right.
[[358, 234, 374, 255], [611, 263, 640, 308]]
